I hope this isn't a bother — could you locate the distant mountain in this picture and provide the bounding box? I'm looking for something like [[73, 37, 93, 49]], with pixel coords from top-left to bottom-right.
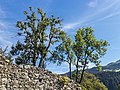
[[63, 60, 120, 90], [87, 59, 120, 90], [63, 59, 120, 90], [87, 59, 120, 74], [95, 71, 120, 90]]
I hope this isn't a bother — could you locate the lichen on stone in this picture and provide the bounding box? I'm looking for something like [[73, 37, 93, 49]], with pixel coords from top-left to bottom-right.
[[59, 76, 70, 85]]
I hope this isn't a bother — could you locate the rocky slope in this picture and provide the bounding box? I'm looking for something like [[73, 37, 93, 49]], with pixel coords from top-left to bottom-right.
[[0, 60, 81, 90]]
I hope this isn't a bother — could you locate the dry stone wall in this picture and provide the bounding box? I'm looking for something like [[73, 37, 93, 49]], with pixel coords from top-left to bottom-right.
[[0, 61, 82, 90]]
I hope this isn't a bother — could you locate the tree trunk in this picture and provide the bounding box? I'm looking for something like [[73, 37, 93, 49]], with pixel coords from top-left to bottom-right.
[[42, 60, 45, 68], [69, 63, 72, 79], [38, 54, 46, 68], [79, 59, 87, 84], [38, 33, 52, 68], [75, 59, 79, 82], [33, 49, 36, 66], [38, 57, 43, 67]]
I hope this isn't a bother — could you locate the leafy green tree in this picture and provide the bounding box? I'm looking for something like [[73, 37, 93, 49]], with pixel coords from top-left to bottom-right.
[[10, 7, 65, 67], [49, 34, 75, 79], [73, 27, 109, 83]]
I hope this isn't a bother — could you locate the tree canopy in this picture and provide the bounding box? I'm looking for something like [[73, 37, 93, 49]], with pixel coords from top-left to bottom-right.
[[48, 34, 75, 79], [10, 7, 109, 87], [10, 7, 65, 67], [73, 27, 109, 83]]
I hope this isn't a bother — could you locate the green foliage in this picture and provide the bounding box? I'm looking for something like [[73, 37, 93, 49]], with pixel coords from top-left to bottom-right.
[[97, 65, 102, 71], [74, 27, 109, 67], [59, 76, 70, 85], [10, 7, 65, 67], [73, 27, 109, 83], [9, 7, 110, 90], [72, 72, 108, 90], [48, 34, 75, 78], [95, 71, 120, 90]]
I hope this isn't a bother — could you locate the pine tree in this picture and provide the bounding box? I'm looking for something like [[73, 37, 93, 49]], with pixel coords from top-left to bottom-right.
[[49, 34, 75, 79], [74, 27, 109, 83], [10, 7, 65, 67]]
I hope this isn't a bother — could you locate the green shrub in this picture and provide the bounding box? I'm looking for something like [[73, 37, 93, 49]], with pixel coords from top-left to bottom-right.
[[59, 76, 70, 85], [72, 71, 108, 90], [81, 72, 108, 90]]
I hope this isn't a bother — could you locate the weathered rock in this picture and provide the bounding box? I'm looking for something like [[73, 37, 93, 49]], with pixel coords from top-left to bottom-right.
[[0, 60, 82, 90]]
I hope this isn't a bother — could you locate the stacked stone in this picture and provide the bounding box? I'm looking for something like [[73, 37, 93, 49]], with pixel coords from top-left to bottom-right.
[[0, 62, 82, 90]]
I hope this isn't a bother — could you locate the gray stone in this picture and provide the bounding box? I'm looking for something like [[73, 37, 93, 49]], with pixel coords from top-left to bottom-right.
[[0, 60, 82, 90]]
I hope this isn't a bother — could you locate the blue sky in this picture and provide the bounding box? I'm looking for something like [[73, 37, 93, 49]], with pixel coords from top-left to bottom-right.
[[0, 0, 120, 74]]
